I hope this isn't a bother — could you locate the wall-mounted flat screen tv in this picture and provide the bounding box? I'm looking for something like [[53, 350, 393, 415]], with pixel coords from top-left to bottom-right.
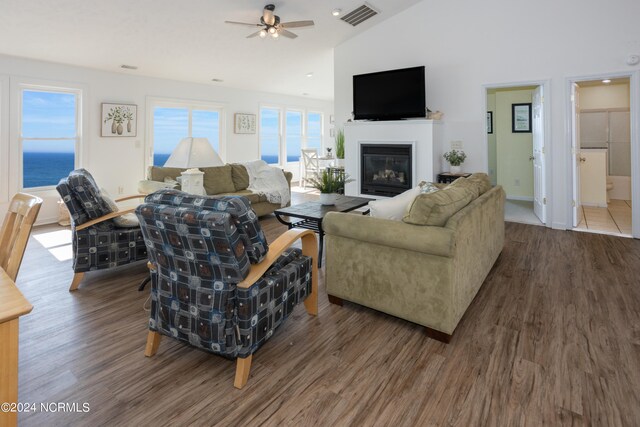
[[353, 66, 426, 121]]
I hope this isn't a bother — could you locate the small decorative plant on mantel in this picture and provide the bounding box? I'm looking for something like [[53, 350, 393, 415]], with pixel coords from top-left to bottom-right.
[[443, 149, 467, 174], [308, 169, 353, 205]]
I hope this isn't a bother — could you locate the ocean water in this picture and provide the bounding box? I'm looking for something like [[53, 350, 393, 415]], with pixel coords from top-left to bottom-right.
[[23, 152, 75, 188], [154, 154, 289, 167]]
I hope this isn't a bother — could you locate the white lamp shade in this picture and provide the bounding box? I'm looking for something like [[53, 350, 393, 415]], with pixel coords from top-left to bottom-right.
[[163, 137, 224, 168]]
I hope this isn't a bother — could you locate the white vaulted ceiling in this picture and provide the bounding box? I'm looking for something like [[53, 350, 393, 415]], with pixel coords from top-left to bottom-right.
[[0, 0, 422, 100]]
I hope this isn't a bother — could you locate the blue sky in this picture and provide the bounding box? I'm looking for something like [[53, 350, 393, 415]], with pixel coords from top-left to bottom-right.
[[153, 108, 219, 154], [22, 90, 76, 153]]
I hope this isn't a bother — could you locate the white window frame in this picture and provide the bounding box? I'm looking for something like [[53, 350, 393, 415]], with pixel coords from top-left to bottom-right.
[[259, 105, 283, 165], [306, 110, 324, 154], [10, 79, 85, 194], [259, 105, 325, 167], [284, 108, 305, 165], [145, 96, 226, 171], [0, 75, 9, 203]]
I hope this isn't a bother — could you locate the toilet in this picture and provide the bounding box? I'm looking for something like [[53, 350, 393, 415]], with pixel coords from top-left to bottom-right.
[[606, 177, 614, 203]]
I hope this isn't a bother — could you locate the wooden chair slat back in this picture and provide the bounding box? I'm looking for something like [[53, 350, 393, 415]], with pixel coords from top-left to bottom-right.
[[0, 193, 43, 281]]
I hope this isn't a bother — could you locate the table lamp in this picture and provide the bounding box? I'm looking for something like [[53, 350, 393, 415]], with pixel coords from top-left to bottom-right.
[[164, 137, 223, 195]]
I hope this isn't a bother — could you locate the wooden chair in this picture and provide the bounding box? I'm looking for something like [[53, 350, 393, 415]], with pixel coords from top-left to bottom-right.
[[0, 193, 43, 282], [300, 148, 320, 189], [137, 189, 318, 389]]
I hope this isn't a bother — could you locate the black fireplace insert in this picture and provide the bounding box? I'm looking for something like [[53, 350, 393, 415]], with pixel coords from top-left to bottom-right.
[[360, 144, 412, 197]]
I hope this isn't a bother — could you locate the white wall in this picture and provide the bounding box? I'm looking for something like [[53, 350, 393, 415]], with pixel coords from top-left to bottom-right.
[[0, 54, 333, 223], [334, 0, 640, 229], [580, 83, 630, 110]]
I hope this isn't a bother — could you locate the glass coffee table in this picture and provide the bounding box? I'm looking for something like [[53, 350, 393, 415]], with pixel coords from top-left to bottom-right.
[[274, 196, 373, 267]]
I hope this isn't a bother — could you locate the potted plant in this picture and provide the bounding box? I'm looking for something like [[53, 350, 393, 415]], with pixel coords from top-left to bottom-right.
[[443, 149, 467, 174], [308, 169, 352, 205], [335, 128, 345, 167]]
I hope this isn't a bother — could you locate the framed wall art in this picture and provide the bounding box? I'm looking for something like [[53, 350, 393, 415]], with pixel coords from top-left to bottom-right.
[[101, 103, 137, 137], [234, 113, 256, 134], [512, 103, 532, 133]]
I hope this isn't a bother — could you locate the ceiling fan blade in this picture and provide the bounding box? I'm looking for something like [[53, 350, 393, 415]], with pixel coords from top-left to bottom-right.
[[280, 20, 314, 29], [225, 20, 262, 27], [246, 30, 263, 38], [279, 29, 298, 39]]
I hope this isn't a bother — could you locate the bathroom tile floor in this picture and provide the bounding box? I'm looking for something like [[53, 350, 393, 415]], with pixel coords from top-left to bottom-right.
[[575, 199, 632, 236], [504, 200, 544, 226]]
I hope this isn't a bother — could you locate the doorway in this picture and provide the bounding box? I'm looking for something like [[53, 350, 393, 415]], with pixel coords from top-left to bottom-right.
[[569, 77, 634, 236], [486, 83, 548, 226]]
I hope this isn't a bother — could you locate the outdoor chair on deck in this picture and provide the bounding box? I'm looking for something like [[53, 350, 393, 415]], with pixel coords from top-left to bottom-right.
[[136, 189, 318, 389]]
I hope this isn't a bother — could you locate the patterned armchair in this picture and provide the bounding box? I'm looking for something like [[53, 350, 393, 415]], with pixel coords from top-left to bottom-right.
[[56, 169, 148, 291], [136, 189, 318, 389]]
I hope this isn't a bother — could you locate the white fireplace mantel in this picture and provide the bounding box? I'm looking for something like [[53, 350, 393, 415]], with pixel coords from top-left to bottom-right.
[[343, 119, 443, 198]]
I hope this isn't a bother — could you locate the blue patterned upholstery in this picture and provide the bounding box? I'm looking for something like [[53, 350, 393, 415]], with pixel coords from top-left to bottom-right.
[[56, 169, 148, 273], [136, 189, 313, 359]]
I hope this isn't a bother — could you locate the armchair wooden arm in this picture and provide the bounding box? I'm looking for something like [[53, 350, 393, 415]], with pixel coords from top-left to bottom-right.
[[114, 194, 146, 203], [75, 209, 136, 231]]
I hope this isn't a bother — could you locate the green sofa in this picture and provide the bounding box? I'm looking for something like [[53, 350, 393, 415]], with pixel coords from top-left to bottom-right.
[[138, 164, 293, 217], [323, 182, 505, 342]]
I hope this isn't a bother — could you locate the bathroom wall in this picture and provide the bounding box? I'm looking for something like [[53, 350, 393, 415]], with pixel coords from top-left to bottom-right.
[[495, 88, 535, 200], [578, 81, 631, 200]]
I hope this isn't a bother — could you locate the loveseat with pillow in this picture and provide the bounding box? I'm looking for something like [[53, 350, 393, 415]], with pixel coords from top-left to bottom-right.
[[323, 173, 505, 342], [138, 163, 292, 217]]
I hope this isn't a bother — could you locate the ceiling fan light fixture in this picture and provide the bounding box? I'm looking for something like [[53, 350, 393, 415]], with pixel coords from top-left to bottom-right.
[[268, 26, 277, 34], [259, 29, 267, 38], [271, 31, 279, 38]]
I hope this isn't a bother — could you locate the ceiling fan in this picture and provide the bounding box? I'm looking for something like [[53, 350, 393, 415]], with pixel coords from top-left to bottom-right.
[[225, 4, 314, 39]]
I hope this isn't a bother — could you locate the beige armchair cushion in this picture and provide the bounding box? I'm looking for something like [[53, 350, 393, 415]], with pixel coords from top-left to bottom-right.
[[403, 183, 475, 226], [202, 165, 236, 195]]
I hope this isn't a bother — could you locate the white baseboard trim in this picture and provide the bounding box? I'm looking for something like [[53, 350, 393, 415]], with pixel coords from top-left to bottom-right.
[[552, 221, 568, 230], [506, 195, 534, 202]]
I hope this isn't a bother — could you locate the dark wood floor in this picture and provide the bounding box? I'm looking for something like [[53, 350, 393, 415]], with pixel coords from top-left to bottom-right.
[[13, 193, 640, 426]]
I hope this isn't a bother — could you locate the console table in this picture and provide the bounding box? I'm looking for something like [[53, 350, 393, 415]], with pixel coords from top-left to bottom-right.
[[437, 172, 472, 184], [0, 268, 33, 427]]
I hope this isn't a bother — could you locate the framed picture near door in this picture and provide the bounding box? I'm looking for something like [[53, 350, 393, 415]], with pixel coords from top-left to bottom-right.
[[512, 103, 532, 133], [487, 111, 493, 134]]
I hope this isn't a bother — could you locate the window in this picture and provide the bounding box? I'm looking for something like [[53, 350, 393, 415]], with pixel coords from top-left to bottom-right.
[[307, 112, 323, 151], [21, 88, 80, 189], [151, 101, 221, 166], [260, 107, 280, 164], [285, 110, 303, 163]]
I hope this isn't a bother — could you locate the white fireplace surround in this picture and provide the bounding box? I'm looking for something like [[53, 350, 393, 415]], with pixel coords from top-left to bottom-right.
[[343, 120, 443, 198]]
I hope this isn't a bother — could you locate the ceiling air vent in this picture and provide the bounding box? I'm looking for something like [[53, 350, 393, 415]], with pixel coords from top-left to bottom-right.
[[340, 3, 378, 26]]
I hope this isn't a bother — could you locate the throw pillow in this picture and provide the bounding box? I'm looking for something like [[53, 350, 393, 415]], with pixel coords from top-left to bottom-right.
[[369, 186, 421, 221], [230, 164, 251, 191], [100, 189, 140, 228], [467, 173, 492, 195], [448, 176, 481, 199], [201, 165, 236, 195], [403, 184, 476, 226], [418, 181, 440, 194]]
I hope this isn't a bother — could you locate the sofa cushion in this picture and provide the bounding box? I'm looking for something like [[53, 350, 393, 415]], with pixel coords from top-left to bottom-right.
[[100, 189, 140, 228], [369, 186, 421, 221], [467, 173, 492, 195], [149, 166, 185, 182], [448, 176, 481, 199], [403, 184, 476, 226], [219, 190, 268, 204], [230, 164, 250, 191], [202, 165, 236, 195]]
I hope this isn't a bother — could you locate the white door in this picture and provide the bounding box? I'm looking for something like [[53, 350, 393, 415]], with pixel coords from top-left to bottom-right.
[[532, 86, 546, 223], [571, 83, 581, 226]]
